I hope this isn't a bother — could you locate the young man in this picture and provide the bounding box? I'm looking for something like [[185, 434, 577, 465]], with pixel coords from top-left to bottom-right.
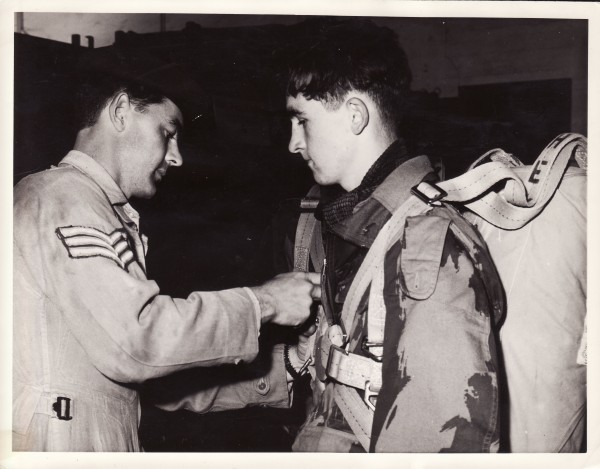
[[13, 55, 319, 451], [285, 19, 503, 452]]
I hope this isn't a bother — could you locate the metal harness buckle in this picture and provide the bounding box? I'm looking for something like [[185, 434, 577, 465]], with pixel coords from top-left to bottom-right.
[[52, 396, 73, 421], [364, 381, 378, 411], [361, 336, 383, 362], [410, 182, 448, 206]]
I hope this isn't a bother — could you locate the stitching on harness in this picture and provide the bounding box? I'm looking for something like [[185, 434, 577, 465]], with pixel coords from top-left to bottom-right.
[[446, 165, 509, 193], [337, 386, 371, 434]]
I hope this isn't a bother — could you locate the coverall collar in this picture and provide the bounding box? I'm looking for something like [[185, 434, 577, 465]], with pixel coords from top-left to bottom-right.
[[59, 150, 129, 206]]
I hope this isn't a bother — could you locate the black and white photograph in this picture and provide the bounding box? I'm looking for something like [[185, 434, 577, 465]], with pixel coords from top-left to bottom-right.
[[1, 1, 598, 468]]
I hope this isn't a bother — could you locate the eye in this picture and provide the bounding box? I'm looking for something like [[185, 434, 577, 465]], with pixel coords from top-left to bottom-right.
[[165, 131, 177, 141], [292, 117, 306, 127]]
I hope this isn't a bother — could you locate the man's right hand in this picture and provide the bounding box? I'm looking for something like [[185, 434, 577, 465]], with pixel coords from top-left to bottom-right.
[[251, 272, 321, 327]]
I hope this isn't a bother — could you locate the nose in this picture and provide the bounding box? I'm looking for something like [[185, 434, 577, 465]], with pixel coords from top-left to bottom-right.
[[166, 141, 183, 167], [288, 124, 305, 155]]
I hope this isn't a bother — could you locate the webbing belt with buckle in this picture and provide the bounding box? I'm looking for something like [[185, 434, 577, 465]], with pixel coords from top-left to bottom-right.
[[326, 345, 382, 411]]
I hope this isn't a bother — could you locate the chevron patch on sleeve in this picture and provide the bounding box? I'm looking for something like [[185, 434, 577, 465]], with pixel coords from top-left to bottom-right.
[[56, 225, 135, 270]]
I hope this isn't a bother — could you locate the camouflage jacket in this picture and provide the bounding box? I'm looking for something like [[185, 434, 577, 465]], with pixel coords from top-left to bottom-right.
[[293, 154, 503, 452]]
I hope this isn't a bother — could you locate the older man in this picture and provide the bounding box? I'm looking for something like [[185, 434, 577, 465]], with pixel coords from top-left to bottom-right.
[[13, 53, 319, 451]]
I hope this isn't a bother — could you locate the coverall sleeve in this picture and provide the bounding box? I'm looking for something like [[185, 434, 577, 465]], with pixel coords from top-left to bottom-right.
[[371, 215, 499, 452], [144, 344, 290, 412], [14, 173, 262, 385]]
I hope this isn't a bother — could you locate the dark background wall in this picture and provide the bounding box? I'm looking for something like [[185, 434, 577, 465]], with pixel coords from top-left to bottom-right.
[[13, 14, 588, 451]]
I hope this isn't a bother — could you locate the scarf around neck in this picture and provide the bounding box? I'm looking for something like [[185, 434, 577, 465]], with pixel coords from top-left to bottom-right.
[[318, 139, 409, 230]]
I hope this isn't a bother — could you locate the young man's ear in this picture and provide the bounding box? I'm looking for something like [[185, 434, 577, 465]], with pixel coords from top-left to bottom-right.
[[108, 92, 131, 132], [346, 97, 369, 135]]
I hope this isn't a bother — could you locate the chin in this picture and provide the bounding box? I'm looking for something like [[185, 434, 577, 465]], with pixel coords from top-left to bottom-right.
[[133, 186, 157, 200], [313, 173, 334, 186]]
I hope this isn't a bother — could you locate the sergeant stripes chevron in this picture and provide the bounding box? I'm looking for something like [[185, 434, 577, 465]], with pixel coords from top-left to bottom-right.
[[56, 225, 135, 270]]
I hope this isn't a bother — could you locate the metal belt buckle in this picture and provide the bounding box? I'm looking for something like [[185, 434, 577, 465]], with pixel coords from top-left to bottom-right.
[[300, 198, 319, 211], [52, 396, 73, 421], [411, 182, 447, 206], [326, 344, 348, 382], [361, 336, 383, 362], [364, 381, 378, 411]]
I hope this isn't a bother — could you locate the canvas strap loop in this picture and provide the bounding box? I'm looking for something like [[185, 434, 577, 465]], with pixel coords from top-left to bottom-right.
[[421, 133, 586, 229]]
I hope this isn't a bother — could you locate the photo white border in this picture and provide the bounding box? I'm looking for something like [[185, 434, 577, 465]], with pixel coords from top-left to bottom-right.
[[1, 1, 598, 468]]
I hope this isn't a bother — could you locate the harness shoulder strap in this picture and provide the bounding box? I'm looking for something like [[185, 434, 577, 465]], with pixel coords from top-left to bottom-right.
[[333, 195, 429, 451], [293, 184, 324, 272], [415, 133, 586, 229]]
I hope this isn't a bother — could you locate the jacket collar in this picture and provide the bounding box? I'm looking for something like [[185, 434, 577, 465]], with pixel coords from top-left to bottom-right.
[[59, 150, 128, 206], [328, 155, 434, 247]]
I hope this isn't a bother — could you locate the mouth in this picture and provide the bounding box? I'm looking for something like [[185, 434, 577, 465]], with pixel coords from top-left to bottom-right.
[[155, 169, 167, 182]]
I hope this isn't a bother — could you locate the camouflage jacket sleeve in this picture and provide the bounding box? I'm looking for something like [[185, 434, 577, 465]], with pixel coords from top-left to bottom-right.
[[371, 212, 500, 452]]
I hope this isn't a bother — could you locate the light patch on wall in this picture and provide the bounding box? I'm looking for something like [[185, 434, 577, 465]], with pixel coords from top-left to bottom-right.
[[21, 13, 161, 48]]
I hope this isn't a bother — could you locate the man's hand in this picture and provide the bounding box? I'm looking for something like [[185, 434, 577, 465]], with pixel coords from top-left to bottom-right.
[[251, 272, 321, 327]]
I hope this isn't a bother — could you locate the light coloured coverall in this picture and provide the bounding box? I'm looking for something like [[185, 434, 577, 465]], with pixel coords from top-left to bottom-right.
[[13, 151, 288, 451]]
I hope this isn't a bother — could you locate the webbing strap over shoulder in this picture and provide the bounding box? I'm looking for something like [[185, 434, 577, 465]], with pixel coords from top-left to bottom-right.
[[333, 195, 430, 451], [294, 212, 316, 272], [293, 185, 324, 272], [416, 133, 587, 230], [341, 196, 428, 350]]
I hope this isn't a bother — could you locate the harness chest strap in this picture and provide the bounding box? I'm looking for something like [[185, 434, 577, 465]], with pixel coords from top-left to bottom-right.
[[327, 346, 383, 399], [333, 196, 431, 450]]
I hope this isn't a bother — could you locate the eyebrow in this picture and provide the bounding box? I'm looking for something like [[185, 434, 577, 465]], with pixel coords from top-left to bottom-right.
[[168, 118, 184, 135], [286, 107, 305, 118]]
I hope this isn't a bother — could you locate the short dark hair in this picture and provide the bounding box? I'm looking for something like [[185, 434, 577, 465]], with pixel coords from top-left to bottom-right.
[[286, 18, 412, 135], [73, 73, 167, 130]]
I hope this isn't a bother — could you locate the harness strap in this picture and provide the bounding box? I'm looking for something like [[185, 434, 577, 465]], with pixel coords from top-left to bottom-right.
[[310, 219, 325, 272], [330, 196, 429, 451], [341, 197, 428, 351], [293, 185, 322, 272], [327, 347, 382, 392], [439, 205, 505, 326], [415, 133, 586, 230], [294, 212, 317, 272], [333, 384, 373, 451], [293, 185, 326, 382]]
